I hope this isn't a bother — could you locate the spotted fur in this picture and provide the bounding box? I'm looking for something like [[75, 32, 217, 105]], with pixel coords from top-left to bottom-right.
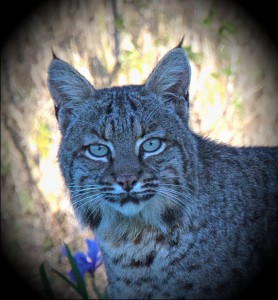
[[48, 45, 278, 299]]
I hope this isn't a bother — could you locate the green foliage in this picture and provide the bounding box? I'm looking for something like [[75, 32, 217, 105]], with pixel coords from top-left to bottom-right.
[[222, 67, 232, 77], [114, 17, 125, 31], [1, 143, 11, 176], [203, 8, 215, 26], [40, 241, 106, 299], [35, 121, 52, 159], [119, 48, 146, 80], [154, 37, 169, 46], [183, 46, 203, 66], [19, 188, 35, 214], [203, 5, 237, 38], [210, 72, 220, 79], [211, 67, 233, 79], [40, 263, 55, 299], [40, 243, 89, 299], [120, 49, 140, 69], [63, 243, 89, 299], [231, 96, 244, 115], [218, 21, 237, 38], [43, 236, 54, 251]]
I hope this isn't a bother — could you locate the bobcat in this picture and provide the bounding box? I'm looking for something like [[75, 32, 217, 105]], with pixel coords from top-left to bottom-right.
[[48, 43, 278, 299]]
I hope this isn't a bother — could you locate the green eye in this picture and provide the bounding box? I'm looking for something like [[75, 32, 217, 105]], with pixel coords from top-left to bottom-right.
[[142, 138, 162, 153], [88, 144, 109, 157]]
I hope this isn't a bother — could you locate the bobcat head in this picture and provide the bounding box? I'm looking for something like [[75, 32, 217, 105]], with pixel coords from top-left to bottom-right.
[[48, 45, 199, 232]]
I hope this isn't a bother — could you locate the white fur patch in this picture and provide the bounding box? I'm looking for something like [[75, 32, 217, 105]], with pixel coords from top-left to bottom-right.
[[131, 181, 143, 193], [111, 183, 125, 194], [110, 201, 147, 216]]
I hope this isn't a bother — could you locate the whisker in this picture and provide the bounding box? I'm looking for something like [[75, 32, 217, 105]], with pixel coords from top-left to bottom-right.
[[74, 198, 95, 211], [159, 185, 192, 194], [72, 190, 113, 203], [66, 185, 99, 189], [159, 176, 195, 192], [159, 183, 193, 193], [157, 189, 184, 200], [158, 187, 189, 199], [144, 105, 161, 124], [74, 192, 102, 204], [69, 187, 100, 195], [160, 183, 185, 188], [156, 190, 185, 208], [73, 193, 103, 207], [83, 197, 104, 225], [74, 198, 104, 219], [70, 188, 113, 199]]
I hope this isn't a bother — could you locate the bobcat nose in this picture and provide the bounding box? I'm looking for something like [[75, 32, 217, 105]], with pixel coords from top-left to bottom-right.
[[116, 175, 138, 192]]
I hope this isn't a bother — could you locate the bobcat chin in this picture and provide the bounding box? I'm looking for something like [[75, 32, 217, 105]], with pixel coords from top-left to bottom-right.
[[48, 42, 278, 299]]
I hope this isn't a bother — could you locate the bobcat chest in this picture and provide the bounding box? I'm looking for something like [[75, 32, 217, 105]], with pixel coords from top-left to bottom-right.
[[97, 232, 171, 298], [95, 227, 199, 299], [97, 228, 171, 270]]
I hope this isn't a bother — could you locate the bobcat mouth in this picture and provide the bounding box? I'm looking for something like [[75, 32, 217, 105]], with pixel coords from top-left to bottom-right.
[[108, 194, 154, 216], [120, 196, 140, 206], [108, 193, 154, 206]]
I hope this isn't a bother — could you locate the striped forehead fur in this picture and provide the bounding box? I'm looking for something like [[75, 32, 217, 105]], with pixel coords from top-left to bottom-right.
[[101, 86, 143, 138]]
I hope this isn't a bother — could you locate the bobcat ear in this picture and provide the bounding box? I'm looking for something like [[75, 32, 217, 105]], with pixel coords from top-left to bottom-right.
[[145, 47, 191, 102], [47, 57, 95, 110]]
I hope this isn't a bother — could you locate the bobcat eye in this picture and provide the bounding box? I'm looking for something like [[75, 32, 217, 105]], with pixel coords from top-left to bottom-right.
[[87, 144, 109, 157], [142, 138, 162, 153]]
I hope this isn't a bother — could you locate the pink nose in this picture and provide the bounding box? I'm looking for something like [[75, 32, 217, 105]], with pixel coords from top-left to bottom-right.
[[116, 175, 138, 191]]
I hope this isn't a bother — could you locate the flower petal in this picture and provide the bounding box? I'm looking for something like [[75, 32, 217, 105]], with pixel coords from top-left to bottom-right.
[[70, 251, 91, 282], [68, 270, 75, 283], [86, 239, 98, 262], [61, 244, 67, 257]]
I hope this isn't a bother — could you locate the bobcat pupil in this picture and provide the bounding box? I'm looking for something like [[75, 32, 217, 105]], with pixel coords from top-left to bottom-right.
[[142, 138, 161, 152], [89, 144, 109, 157]]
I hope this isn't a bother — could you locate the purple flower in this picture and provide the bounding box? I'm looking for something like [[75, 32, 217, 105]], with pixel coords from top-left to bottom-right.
[[62, 239, 102, 283]]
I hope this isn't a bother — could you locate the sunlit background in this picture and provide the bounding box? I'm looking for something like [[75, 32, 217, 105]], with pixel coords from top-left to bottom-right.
[[1, 0, 278, 298]]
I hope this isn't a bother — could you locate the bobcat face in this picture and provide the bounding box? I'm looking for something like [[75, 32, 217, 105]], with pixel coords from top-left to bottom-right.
[[59, 87, 190, 219], [49, 45, 199, 227]]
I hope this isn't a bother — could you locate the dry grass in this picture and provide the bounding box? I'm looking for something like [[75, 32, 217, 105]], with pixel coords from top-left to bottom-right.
[[1, 0, 278, 298]]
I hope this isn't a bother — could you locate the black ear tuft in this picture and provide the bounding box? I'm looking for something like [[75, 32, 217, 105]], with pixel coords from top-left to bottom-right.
[[51, 48, 59, 60], [176, 36, 185, 48]]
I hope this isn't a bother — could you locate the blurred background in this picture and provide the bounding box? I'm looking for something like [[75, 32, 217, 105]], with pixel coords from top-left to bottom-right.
[[1, 0, 278, 298]]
